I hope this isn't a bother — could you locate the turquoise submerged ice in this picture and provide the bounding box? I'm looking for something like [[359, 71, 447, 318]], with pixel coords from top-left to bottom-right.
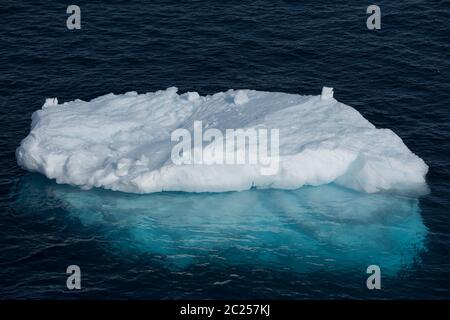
[[17, 175, 427, 275], [16, 87, 428, 194]]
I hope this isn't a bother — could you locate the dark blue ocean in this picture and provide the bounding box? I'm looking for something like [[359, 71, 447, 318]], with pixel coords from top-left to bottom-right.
[[0, 1, 449, 299]]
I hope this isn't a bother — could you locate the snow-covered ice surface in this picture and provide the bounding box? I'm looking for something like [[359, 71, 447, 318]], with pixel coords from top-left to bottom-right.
[[16, 87, 428, 194]]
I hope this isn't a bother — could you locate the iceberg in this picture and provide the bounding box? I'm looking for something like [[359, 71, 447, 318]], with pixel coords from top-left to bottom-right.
[[16, 87, 428, 194]]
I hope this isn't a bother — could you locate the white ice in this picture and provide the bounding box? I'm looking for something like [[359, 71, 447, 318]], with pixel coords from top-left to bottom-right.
[[16, 87, 428, 194]]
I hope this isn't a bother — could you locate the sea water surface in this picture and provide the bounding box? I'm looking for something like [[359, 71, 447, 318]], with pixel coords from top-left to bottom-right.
[[0, 1, 449, 299]]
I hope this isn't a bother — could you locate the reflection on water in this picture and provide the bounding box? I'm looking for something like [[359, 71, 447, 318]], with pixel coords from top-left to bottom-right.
[[16, 174, 427, 276]]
